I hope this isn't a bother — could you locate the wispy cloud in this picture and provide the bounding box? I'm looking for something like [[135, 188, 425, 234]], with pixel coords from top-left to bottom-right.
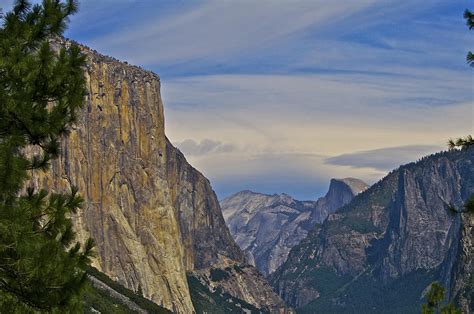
[[63, 0, 469, 79], [85, 0, 378, 66], [163, 73, 473, 152], [175, 139, 236, 156], [163, 72, 472, 198], [325, 145, 443, 171], [3, 0, 470, 199]]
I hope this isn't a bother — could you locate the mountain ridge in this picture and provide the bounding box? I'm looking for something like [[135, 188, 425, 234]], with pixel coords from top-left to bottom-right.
[[271, 148, 474, 313], [221, 178, 368, 276]]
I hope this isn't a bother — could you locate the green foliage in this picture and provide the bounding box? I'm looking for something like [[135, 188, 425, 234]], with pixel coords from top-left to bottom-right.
[[421, 282, 461, 314], [341, 215, 381, 234], [136, 284, 143, 297], [0, 0, 94, 311], [233, 264, 244, 274], [423, 282, 445, 312], [463, 193, 474, 213], [187, 274, 265, 314], [447, 193, 474, 214], [448, 135, 474, 150], [300, 270, 436, 314], [306, 266, 352, 296], [464, 10, 474, 66], [210, 268, 231, 282], [83, 283, 133, 314], [84, 268, 171, 314]]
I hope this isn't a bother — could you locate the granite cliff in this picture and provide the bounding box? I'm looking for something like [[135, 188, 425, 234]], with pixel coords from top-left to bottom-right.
[[221, 178, 368, 276], [271, 148, 474, 313], [31, 38, 286, 313]]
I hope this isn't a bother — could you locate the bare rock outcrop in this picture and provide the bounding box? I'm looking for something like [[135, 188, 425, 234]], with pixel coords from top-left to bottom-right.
[[31, 38, 286, 313], [221, 179, 368, 276]]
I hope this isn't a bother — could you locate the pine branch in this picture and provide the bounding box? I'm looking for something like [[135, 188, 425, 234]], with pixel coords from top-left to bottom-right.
[[447, 135, 474, 150]]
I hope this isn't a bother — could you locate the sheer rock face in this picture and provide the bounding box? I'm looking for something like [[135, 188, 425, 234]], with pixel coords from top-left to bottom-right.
[[31, 40, 283, 313], [271, 149, 474, 312], [165, 140, 245, 271], [221, 178, 368, 276], [448, 213, 473, 313]]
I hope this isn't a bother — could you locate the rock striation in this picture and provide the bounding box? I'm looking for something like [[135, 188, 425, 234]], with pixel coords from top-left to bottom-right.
[[221, 178, 368, 276], [448, 212, 473, 313], [31, 38, 286, 313], [271, 148, 474, 313]]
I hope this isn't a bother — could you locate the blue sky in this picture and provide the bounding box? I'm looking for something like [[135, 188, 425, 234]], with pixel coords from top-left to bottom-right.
[[1, 0, 472, 200]]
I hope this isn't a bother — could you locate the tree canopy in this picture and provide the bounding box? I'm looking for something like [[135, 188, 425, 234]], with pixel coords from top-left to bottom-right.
[[421, 282, 460, 314], [464, 9, 474, 66], [0, 0, 94, 311]]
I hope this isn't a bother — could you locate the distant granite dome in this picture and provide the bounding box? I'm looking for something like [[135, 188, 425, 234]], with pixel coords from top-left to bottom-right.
[[220, 178, 368, 276], [329, 177, 368, 196]]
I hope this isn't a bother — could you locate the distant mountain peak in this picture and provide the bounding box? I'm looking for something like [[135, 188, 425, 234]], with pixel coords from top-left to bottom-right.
[[323, 178, 368, 214], [234, 189, 259, 196], [221, 177, 368, 276], [329, 178, 368, 195]]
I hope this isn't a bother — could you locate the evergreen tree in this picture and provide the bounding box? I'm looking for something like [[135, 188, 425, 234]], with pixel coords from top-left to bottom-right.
[[459, 9, 474, 213], [0, 0, 94, 311], [447, 135, 474, 151], [136, 284, 143, 297], [464, 9, 474, 66], [421, 282, 461, 314]]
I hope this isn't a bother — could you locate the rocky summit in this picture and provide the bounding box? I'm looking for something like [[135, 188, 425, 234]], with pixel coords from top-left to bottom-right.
[[30, 38, 287, 313], [221, 178, 368, 276], [271, 148, 474, 313]]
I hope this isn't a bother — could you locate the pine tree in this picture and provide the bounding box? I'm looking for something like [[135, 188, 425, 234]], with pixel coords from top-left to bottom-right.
[[464, 9, 474, 66], [447, 135, 474, 151], [136, 284, 143, 297], [0, 0, 94, 311], [421, 282, 461, 314]]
